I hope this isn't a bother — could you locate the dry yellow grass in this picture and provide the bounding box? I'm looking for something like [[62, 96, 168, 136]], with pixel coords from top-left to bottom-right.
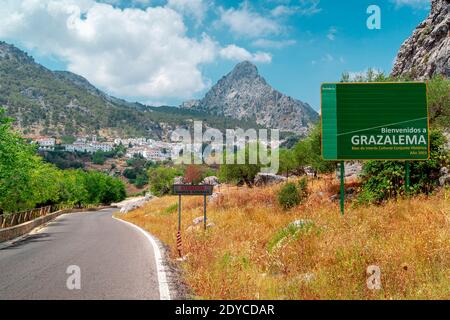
[[118, 177, 450, 300]]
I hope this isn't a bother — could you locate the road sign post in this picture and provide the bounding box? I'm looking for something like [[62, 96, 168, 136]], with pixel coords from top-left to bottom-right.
[[405, 161, 410, 195], [173, 185, 214, 255], [340, 161, 345, 216], [177, 195, 182, 257], [203, 194, 207, 230], [321, 82, 429, 216]]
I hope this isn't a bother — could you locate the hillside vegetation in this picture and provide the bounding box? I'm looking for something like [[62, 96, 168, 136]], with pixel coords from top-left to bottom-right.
[[0, 42, 263, 139]]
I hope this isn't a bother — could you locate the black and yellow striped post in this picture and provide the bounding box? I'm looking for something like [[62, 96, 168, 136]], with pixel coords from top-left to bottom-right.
[[177, 194, 182, 257]]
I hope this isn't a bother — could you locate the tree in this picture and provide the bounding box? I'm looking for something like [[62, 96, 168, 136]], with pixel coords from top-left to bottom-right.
[[148, 167, 182, 196], [278, 149, 296, 177], [0, 108, 42, 212], [218, 143, 262, 187], [293, 125, 336, 175], [184, 165, 203, 184], [92, 151, 106, 165], [0, 108, 126, 213]]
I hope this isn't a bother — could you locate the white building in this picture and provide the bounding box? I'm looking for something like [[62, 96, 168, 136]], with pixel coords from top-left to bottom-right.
[[36, 138, 56, 151], [125, 146, 170, 162], [64, 142, 113, 154]]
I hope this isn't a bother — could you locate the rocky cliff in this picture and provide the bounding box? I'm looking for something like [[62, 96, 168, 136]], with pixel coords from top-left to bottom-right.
[[392, 0, 449, 79]]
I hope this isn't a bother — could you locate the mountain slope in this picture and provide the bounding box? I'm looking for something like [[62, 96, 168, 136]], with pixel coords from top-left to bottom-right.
[[392, 0, 449, 79], [181, 61, 319, 134], [0, 42, 260, 139], [0, 42, 165, 138]]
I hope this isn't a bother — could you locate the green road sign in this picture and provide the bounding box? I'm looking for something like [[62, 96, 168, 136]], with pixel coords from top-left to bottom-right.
[[321, 82, 430, 161]]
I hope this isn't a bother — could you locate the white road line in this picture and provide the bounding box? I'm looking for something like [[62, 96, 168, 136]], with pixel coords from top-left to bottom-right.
[[112, 216, 171, 300], [336, 117, 428, 136]]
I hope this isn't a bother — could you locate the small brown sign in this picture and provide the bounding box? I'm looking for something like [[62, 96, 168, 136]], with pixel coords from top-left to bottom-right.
[[173, 184, 214, 196]]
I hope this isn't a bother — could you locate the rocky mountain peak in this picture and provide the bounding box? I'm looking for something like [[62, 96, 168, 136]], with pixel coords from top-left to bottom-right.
[[181, 61, 319, 134], [230, 61, 260, 80], [391, 0, 449, 79]]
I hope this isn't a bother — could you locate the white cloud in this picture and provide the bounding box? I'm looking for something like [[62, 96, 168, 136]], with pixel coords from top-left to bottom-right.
[[320, 53, 346, 64], [167, 0, 209, 23], [391, 0, 430, 9], [322, 53, 334, 63], [271, 5, 297, 17], [271, 0, 322, 17], [327, 26, 337, 41], [252, 38, 296, 49], [297, 0, 322, 16], [220, 45, 272, 63], [0, 0, 270, 100], [98, 0, 152, 7], [219, 2, 281, 38]]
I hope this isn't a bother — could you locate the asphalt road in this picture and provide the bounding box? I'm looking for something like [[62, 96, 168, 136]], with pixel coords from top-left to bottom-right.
[[0, 209, 162, 300]]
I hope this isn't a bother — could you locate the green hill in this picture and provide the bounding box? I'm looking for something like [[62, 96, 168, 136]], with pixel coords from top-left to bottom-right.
[[0, 41, 261, 139]]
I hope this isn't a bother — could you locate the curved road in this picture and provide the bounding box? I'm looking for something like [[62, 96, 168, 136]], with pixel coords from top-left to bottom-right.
[[0, 209, 164, 300]]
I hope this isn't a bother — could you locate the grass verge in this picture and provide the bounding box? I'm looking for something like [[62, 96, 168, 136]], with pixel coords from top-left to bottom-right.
[[118, 177, 449, 299]]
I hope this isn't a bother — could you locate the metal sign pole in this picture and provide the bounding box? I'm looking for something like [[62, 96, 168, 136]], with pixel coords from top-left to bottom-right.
[[172, 185, 213, 252], [178, 195, 181, 232], [340, 161, 345, 216], [405, 161, 410, 195], [203, 194, 207, 231]]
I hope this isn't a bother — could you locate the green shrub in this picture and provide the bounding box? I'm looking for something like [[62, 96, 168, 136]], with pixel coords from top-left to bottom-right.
[[148, 166, 182, 196], [293, 125, 336, 174], [358, 129, 448, 203], [218, 143, 262, 187], [92, 151, 106, 165], [277, 183, 301, 210], [298, 177, 308, 198], [135, 174, 148, 188]]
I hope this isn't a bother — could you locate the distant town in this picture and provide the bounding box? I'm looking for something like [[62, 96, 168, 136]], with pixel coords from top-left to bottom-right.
[[30, 133, 276, 164], [31, 136, 173, 162]]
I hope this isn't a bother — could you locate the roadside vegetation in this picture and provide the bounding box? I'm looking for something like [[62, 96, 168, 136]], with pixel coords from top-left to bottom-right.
[[0, 108, 126, 214], [120, 178, 449, 299]]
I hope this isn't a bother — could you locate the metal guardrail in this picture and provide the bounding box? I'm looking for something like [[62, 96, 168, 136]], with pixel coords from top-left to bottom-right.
[[0, 204, 97, 229]]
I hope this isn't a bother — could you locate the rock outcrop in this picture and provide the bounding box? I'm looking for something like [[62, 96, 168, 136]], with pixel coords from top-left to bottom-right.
[[392, 0, 449, 79], [181, 61, 319, 134], [254, 173, 287, 187], [174, 176, 185, 185], [114, 193, 154, 214], [336, 162, 363, 180], [202, 176, 220, 186]]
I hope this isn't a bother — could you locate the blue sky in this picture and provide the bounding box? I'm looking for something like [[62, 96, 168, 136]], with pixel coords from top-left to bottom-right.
[[0, 0, 430, 111]]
